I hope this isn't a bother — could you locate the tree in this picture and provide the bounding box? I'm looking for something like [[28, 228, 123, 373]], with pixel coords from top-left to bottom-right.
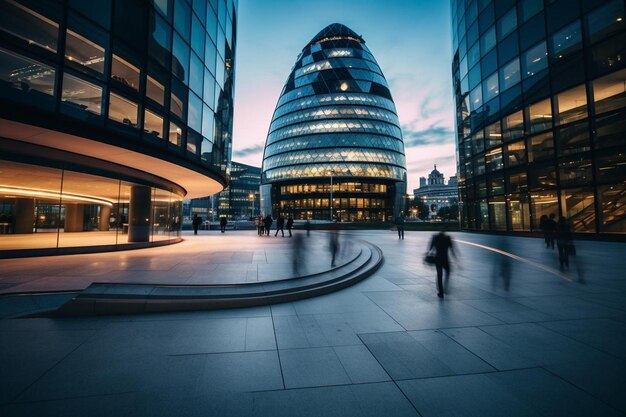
[[408, 198, 429, 220], [437, 204, 459, 221]]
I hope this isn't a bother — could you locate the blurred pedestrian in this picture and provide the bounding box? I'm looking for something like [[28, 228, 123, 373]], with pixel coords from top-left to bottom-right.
[[545, 213, 557, 249], [539, 214, 549, 248], [192, 213, 201, 235], [264, 214, 273, 236], [305, 220, 311, 237], [275, 214, 285, 237], [286, 215, 294, 237], [556, 216, 573, 269], [219, 216, 227, 233], [292, 232, 304, 275], [256, 215, 264, 236], [428, 230, 456, 298], [329, 223, 340, 267], [395, 214, 405, 240]]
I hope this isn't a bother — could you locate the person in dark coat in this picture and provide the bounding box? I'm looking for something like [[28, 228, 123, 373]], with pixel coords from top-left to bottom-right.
[[275, 214, 285, 237], [219, 217, 227, 233], [329, 223, 340, 267], [428, 230, 456, 298], [539, 214, 549, 247], [395, 215, 405, 240], [256, 215, 264, 236], [192, 214, 201, 235], [545, 213, 557, 249], [556, 216, 573, 269], [286, 215, 294, 237], [264, 215, 273, 236]]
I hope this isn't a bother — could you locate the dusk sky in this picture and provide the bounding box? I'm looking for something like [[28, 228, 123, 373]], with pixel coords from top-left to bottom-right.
[[231, 0, 455, 191]]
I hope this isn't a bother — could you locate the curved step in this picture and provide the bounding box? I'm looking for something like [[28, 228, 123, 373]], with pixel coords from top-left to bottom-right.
[[55, 239, 383, 316]]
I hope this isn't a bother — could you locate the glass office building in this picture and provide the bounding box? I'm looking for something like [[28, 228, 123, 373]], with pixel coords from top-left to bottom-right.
[[0, 0, 237, 254], [261, 23, 407, 222], [452, 0, 626, 235]]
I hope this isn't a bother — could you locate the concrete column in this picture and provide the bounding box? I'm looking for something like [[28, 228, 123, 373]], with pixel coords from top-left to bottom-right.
[[64, 204, 85, 232], [14, 198, 34, 234], [99, 205, 111, 231], [128, 185, 152, 242]]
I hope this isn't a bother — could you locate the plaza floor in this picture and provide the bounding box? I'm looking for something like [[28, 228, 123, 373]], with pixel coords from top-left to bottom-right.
[[1, 230, 625, 416]]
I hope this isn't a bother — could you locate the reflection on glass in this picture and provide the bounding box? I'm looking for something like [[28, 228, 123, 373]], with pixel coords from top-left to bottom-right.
[[0, 0, 58, 52], [470, 85, 482, 111], [586, 0, 625, 44], [144, 109, 163, 139], [592, 68, 626, 114], [595, 110, 626, 148], [551, 20, 582, 60], [498, 8, 517, 40], [505, 140, 526, 167], [108, 93, 138, 127], [522, 42, 547, 78], [151, 188, 171, 241], [500, 58, 520, 91], [556, 120, 590, 155], [112, 55, 140, 90], [502, 110, 524, 141], [0, 48, 55, 98], [488, 196, 506, 230], [187, 132, 197, 154], [480, 26, 496, 55], [555, 84, 588, 125], [485, 147, 503, 172], [507, 193, 530, 230], [61, 73, 102, 116], [187, 92, 202, 132], [483, 71, 499, 101]]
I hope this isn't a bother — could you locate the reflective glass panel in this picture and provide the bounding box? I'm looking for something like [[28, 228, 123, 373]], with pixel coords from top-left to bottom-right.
[[0, 0, 58, 52], [144, 109, 163, 139], [555, 84, 588, 125], [61, 73, 102, 116], [500, 58, 520, 91], [111, 55, 140, 90], [522, 42, 547, 78], [108, 93, 138, 127], [528, 98, 552, 133], [592, 68, 626, 114]]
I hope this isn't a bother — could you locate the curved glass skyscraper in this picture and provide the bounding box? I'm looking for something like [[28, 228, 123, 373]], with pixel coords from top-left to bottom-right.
[[452, 0, 626, 235], [261, 23, 406, 222], [0, 0, 236, 255]]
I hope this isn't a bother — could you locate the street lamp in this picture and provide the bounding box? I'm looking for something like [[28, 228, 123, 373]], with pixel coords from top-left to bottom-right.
[[248, 193, 255, 218]]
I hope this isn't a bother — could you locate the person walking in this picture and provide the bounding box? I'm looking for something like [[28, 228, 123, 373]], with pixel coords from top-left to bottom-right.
[[395, 214, 405, 240], [329, 224, 340, 267], [219, 216, 227, 233], [539, 214, 549, 248], [428, 230, 456, 298], [545, 213, 557, 249], [192, 214, 201, 235], [305, 220, 311, 237], [256, 215, 264, 236], [264, 214, 273, 236], [286, 215, 294, 237], [556, 216, 573, 269], [275, 214, 285, 237]]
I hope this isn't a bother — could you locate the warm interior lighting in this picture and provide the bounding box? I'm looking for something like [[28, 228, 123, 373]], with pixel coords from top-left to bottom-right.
[[0, 186, 114, 206], [617, 17, 623, 22]]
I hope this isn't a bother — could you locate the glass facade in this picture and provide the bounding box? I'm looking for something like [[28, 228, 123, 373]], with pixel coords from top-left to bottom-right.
[[451, 0, 626, 234], [261, 23, 407, 221], [0, 0, 237, 252]]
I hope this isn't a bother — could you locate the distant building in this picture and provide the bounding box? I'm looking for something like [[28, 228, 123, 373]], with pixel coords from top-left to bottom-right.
[[413, 165, 458, 218], [191, 161, 261, 221]]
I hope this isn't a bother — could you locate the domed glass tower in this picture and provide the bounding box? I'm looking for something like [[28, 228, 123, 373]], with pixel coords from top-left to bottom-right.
[[260, 23, 407, 222]]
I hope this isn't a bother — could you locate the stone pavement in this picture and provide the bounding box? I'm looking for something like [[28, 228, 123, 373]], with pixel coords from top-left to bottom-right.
[[1, 230, 626, 416]]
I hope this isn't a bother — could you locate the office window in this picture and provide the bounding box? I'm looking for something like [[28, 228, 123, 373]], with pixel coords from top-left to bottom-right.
[[551, 20, 582, 60], [507, 193, 530, 231], [594, 109, 626, 149], [470, 85, 483, 111], [528, 132, 554, 163], [485, 147, 503, 172], [146, 75, 165, 105], [498, 8, 517, 40], [61, 73, 102, 117], [483, 72, 499, 102], [480, 26, 496, 55], [592, 68, 626, 114], [0, 48, 55, 103], [485, 121, 502, 148], [522, 42, 547, 78], [556, 120, 591, 155], [519, 0, 543, 22], [586, 0, 625, 44], [504, 140, 526, 167], [169, 121, 182, 146], [500, 58, 521, 91], [502, 110, 524, 141], [560, 188, 596, 232], [530, 190, 558, 229], [111, 55, 140, 90], [0, 0, 59, 52], [528, 98, 552, 133], [555, 85, 588, 125], [65, 26, 106, 75], [144, 109, 163, 139], [108, 93, 138, 127], [598, 183, 626, 233]]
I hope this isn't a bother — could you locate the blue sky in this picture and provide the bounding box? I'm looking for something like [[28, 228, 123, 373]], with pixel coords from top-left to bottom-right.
[[231, 0, 456, 191]]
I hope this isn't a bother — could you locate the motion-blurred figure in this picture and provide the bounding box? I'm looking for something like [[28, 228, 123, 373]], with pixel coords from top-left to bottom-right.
[[556, 216, 573, 269], [539, 214, 549, 248], [545, 213, 557, 249], [264, 214, 273, 236], [395, 214, 405, 240], [305, 220, 311, 237], [428, 230, 456, 298], [286, 215, 294, 237], [219, 216, 227, 233], [292, 232, 305, 275], [329, 224, 340, 267], [192, 213, 201, 235], [275, 214, 285, 237], [491, 235, 511, 291]]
